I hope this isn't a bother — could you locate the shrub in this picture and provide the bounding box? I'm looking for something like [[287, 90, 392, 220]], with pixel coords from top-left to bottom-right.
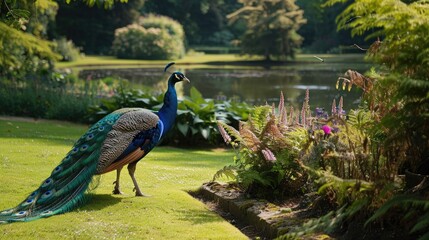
[[0, 72, 99, 123], [52, 37, 82, 62], [112, 15, 185, 60], [138, 14, 185, 40]]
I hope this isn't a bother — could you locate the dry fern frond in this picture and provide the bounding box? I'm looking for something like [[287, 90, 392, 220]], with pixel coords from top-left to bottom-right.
[[337, 70, 374, 93], [262, 116, 284, 140], [240, 128, 261, 151]]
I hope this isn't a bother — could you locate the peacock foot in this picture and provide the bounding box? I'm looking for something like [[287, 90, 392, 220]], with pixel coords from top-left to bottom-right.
[[134, 188, 151, 197], [112, 188, 124, 195]]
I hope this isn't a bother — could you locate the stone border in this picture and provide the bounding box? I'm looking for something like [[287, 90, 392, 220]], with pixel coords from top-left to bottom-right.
[[195, 182, 313, 239]]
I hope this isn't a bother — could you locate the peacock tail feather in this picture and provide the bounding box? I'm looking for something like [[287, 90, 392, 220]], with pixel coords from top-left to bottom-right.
[[0, 112, 124, 223], [0, 67, 189, 224]]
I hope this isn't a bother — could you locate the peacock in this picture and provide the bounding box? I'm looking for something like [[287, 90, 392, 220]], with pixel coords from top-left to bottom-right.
[[0, 63, 189, 223]]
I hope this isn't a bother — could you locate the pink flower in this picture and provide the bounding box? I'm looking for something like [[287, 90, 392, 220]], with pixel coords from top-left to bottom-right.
[[262, 148, 276, 162], [321, 125, 332, 135]]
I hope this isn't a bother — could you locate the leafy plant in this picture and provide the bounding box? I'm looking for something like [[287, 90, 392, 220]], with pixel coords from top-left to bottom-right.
[[216, 92, 310, 198], [366, 194, 429, 240], [87, 85, 250, 147]]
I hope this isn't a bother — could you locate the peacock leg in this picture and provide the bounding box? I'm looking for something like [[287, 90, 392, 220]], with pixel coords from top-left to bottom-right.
[[112, 167, 124, 195], [127, 162, 150, 197]]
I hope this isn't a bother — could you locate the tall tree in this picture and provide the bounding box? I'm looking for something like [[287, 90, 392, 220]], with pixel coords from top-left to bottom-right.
[[227, 0, 306, 61]]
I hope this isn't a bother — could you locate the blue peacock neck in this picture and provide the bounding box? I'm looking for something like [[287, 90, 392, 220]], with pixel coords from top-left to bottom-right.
[[157, 79, 178, 137]]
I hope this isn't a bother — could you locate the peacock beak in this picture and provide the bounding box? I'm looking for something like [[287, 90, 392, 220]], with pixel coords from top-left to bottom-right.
[[183, 76, 190, 83]]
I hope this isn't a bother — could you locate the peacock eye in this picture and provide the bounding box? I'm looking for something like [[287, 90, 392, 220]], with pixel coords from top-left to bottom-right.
[[80, 144, 89, 151], [41, 210, 52, 216], [174, 74, 179, 80], [42, 178, 53, 187], [86, 133, 94, 140], [14, 211, 27, 217], [72, 147, 79, 154]]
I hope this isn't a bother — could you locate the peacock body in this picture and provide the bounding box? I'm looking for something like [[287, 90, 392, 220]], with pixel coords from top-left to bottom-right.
[[0, 66, 189, 223]]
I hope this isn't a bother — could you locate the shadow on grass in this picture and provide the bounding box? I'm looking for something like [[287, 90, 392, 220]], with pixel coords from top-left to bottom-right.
[[79, 194, 122, 212]]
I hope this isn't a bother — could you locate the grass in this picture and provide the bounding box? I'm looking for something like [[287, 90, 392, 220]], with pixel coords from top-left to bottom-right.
[[0, 118, 246, 239], [57, 53, 366, 69]]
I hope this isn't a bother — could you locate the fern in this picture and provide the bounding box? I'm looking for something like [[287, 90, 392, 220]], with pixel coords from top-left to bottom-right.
[[212, 165, 237, 182], [366, 194, 429, 239], [214, 92, 310, 198], [248, 106, 272, 134]]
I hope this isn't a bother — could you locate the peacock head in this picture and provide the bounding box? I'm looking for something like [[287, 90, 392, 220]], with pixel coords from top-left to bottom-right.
[[169, 71, 190, 84], [164, 62, 190, 84]]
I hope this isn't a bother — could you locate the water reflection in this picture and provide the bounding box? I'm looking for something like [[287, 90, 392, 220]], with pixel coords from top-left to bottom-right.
[[79, 66, 365, 111]]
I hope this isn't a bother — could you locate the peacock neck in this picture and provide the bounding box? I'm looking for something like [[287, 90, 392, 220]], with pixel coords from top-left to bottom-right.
[[157, 81, 178, 136]]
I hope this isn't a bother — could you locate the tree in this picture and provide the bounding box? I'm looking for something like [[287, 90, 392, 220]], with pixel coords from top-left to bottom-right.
[[227, 0, 306, 61], [142, 0, 242, 46]]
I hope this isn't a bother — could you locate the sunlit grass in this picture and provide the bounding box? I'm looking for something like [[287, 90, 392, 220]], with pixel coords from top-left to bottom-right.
[[57, 53, 366, 69], [0, 118, 245, 239]]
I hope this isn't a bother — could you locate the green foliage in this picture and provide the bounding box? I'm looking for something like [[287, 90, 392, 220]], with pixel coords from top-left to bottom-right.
[[87, 85, 251, 147], [69, 0, 128, 9], [0, 22, 60, 80], [138, 14, 185, 41], [0, 0, 61, 80], [366, 194, 429, 240], [142, 0, 243, 46], [325, 0, 429, 175], [0, 73, 99, 123], [216, 92, 310, 198], [228, 0, 306, 60], [281, 198, 370, 239], [52, 37, 82, 62], [112, 15, 185, 60], [212, 165, 237, 182], [325, 0, 429, 79]]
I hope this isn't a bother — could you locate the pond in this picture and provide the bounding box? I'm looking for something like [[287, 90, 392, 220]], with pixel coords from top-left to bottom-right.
[[77, 60, 369, 112]]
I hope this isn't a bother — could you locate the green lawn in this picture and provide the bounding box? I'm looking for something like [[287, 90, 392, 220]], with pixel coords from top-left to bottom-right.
[[0, 118, 246, 239], [57, 53, 366, 69]]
